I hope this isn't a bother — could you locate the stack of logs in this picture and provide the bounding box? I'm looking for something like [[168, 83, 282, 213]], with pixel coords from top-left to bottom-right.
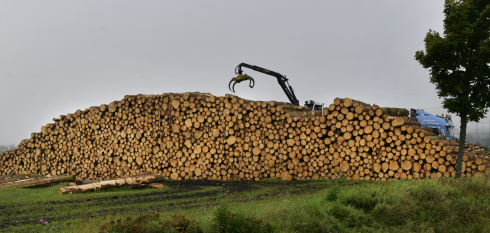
[[0, 92, 489, 181]]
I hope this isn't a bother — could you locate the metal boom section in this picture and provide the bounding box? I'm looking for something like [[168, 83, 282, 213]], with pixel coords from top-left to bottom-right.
[[232, 63, 300, 106]]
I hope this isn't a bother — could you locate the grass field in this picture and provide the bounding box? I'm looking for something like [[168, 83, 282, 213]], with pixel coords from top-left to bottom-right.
[[1, 176, 490, 233]]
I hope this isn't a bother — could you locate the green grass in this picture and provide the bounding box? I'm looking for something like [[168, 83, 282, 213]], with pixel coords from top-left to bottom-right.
[[0, 183, 223, 232], [2, 176, 490, 232]]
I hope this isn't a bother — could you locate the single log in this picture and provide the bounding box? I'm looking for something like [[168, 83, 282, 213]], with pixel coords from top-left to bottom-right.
[[227, 136, 237, 145], [108, 102, 117, 112], [343, 98, 353, 107], [381, 108, 409, 117], [130, 183, 165, 189], [81, 180, 104, 185], [57, 173, 165, 194], [0, 174, 75, 190], [391, 117, 404, 127]]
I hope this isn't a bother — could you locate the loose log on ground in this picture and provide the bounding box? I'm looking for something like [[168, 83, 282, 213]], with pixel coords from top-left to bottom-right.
[[57, 173, 165, 194], [129, 183, 165, 189], [0, 174, 75, 190]]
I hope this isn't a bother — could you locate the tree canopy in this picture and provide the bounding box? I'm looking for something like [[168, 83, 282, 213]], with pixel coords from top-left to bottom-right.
[[415, 0, 490, 177]]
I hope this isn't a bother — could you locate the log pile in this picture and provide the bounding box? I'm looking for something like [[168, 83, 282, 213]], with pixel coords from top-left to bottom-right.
[[442, 141, 490, 176], [0, 93, 489, 181], [343, 98, 410, 117], [320, 98, 490, 180]]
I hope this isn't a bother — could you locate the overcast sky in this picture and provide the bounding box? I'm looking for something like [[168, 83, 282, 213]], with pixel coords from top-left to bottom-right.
[[1, 1, 488, 145]]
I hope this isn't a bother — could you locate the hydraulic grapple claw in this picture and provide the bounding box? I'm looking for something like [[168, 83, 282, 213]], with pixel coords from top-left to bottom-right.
[[248, 77, 255, 88], [228, 74, 254, 93], [228, 79, 235, 92]]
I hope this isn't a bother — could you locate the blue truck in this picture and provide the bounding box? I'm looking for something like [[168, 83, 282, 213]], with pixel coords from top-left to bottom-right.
[[410, 109, 456, 140]]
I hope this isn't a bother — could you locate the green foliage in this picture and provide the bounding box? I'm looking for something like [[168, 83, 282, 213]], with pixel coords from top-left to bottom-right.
[[99, 179, 490, 232], [439, 173, 490, 196], [98, 214, 160, 233], [5, 178, 490, 232], [365, 179, 490, 231], [258, 178, 282, 182], [415, 0, 490, 177], [277, 200, 340, 233], [98, 214, 203, 233], [325, 184, 340, 202], [0, 144, 15, 151], [340, 188, 378, 212], [211, 200, 274, 233], [329, 202, 371, 228], [415, 1, 490, 120], [161, 215, 203, 233]]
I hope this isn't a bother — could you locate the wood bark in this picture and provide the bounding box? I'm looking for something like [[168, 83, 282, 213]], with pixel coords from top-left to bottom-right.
[[57, 173, 164, 194], [0, 92, 488, 183], [0, 175, 75, 190]]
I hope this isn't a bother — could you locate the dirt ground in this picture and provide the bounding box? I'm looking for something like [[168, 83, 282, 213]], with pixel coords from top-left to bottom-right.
[[0, 179, 349, 230]]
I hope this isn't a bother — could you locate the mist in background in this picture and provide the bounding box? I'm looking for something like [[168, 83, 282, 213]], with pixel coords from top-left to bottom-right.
[[1, 1, 488, 146]]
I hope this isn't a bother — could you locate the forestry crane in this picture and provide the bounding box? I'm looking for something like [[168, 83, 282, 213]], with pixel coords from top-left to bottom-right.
[[228, 63, 324, 112]]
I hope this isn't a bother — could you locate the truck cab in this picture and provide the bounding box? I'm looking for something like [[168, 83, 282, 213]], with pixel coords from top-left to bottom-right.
[[304, 100, 324, 112], [410, 109, 456, 140]]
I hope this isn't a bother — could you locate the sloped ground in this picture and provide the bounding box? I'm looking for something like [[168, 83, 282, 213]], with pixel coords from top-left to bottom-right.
[[0, 179, 338, 231]]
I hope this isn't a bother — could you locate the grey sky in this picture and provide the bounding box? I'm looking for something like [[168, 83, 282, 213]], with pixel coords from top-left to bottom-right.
[[0, 1, 479, 145]]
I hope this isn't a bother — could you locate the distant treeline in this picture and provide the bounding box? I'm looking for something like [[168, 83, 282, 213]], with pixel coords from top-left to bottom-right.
[[0, 144, 16, 153]]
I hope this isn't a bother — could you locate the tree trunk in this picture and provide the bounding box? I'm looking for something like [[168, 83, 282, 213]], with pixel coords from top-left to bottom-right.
[[455, 113, 468, 178], [0, 175, 75, 190], [57, 173, 164, 194]]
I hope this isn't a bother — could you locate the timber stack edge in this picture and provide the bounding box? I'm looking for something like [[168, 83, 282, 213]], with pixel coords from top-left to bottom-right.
[[1, 92, 489, 181]]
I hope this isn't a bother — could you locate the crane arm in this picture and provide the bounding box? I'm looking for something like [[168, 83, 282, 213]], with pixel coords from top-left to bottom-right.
[[234, 63, 300, 106]]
